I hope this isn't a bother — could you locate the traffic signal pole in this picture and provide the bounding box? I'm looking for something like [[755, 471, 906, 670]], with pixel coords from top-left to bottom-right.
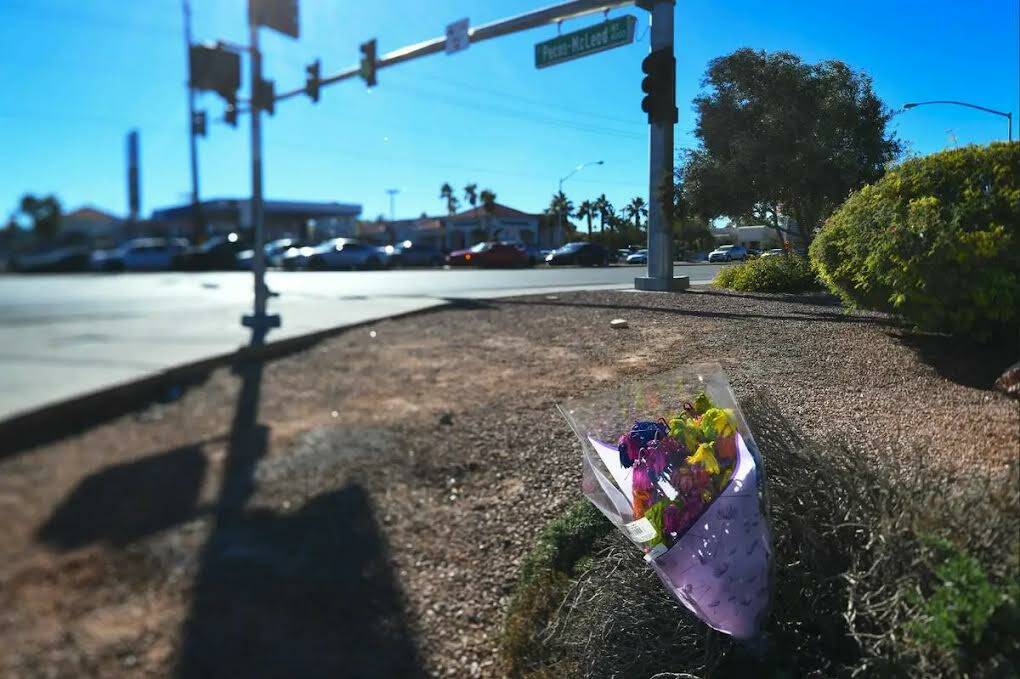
[[241, 16, 279, 336], [182, 0, 204, 242], [635, 0, 686, 292]]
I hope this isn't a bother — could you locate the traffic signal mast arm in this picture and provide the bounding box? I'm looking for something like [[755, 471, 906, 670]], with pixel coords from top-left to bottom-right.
[[273, 0, 637, 105]]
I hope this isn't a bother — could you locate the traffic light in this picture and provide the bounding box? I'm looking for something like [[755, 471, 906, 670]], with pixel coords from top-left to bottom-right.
[[305, 59, 321, 102], [640, 48, 677, 124], [189, 43, 241, 103], [254, 78, 275, 115], [224, 105, 238, 128], [191, 110, 207, 137], [359, 39, 377, 87]]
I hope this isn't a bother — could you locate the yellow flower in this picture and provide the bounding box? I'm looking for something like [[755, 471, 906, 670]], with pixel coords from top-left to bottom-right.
[[669, 416, 701, 453], [686, 442, 720, 475], [702, 408, 736, 439]]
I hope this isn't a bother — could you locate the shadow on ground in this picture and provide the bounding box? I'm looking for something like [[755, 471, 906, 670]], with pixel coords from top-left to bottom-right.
[[894, 331, 1018, 391], [174, 331, 422, 678], [35, 441, 212, 550], [33, 325, 423, 677]]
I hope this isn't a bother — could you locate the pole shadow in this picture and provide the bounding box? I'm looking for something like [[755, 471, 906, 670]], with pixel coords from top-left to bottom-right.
[[174, 326, 422, 678]]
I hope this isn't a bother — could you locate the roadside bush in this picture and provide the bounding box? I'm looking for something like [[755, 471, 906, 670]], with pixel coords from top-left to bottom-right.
[[501, 394, 1020, 677], [713, 253, 821, 293], [501, 499, 612, 677], [810, 142, 1020, 342]]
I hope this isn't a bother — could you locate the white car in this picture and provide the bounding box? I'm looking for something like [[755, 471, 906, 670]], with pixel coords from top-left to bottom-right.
[[708, 244, 748, 262], [303, 238, 391, 270], [625, 249, 648, 264], [760, 248, 786, 258], [92, 238, 188, 271]]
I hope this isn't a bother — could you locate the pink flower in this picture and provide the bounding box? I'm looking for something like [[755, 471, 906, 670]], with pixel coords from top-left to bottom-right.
[[671, 467, 694, 494], [663, 503, 685, 536], [632, 461, 654, 493], [646, 445, 668, 476]]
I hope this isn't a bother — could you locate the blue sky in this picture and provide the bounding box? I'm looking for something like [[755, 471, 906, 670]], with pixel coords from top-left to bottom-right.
[[1, 0, 1017, 223]]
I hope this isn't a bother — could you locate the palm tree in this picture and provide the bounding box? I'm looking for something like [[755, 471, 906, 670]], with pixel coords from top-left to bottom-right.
[[576, 200, 596, 238], [624, 196, 648, 230], [478, 188, 497, 238], [594, 194, 614, 232], [479, 189, 497, 213], [463, 183, 478, 214], [439, 182, 459, 215]]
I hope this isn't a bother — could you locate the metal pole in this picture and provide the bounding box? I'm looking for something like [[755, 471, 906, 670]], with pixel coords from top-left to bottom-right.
[[557, 178, 564, 246], [635, 0, 686, 292], [272, 0, 636, 104], [1009, 112, 1013, 143], [182, 0, 204, 242], [242, 19, 278, 333], [387, 188, 399, 220]]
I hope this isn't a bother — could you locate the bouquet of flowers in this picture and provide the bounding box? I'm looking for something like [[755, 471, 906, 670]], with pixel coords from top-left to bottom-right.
[[559, 364, 772, 639]]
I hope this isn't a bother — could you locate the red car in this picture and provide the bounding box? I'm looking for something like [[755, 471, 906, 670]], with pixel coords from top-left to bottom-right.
[[445, 242, 529, 268]]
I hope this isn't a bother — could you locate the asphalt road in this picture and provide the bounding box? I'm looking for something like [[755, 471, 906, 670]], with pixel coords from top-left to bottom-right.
[[0, 263, 722, 420]]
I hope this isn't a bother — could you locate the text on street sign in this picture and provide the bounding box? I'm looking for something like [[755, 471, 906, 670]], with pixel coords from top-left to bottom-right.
[[534, 15, 636, 69]]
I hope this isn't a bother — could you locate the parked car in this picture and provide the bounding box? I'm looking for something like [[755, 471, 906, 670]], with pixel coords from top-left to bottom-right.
[[707, 244, 748, 262], [545, 242, 610, 267], [625, 249, 648, 265], [235, 238, 299, 270], [746, 248, 762, 258], [389, 240, 445, 267], [9, 246, 91, 273], [517, 243, 545, 266], [304, 238, 389, 270], [446, 241, 529, 267], [92, 237, 188, 271], [760, 248, 786, 258], [172, 233, 250, 270]]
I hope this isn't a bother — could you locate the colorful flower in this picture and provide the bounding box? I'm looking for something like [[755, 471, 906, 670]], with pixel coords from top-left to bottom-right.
[[630, 420, 667, 445], [671, 467, 694, 494], [617, 434, 638, 468], [715, 433, 737, 462], [645, 444, 669, 476], [686, 442, 721, 475], [632, 488, 654, 519], [663, 502, 685, 536], [693, 392, 714, 415], [701, 407, 736, 440], [632, 460, 654, 493]]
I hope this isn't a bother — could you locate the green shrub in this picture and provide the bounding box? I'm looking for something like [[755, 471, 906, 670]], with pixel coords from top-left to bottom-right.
[[712, 253, 821, 293], [501, 499, 611, 677], [810, 142, 1020, 341]]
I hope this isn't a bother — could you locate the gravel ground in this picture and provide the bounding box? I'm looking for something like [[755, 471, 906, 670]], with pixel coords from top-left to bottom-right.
[[0, 287, 1016, 678]]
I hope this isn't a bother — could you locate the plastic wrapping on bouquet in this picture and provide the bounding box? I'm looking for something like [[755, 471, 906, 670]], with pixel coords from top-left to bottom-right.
[[563, 364, 773, 640]]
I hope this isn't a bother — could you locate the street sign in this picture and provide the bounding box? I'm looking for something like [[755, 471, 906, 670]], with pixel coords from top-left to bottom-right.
[[249, 0, 299, 38], [534, 15, 636, 69], [445, 18, 470, 54]]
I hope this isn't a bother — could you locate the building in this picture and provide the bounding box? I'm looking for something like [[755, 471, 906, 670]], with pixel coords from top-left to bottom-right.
[[151, 198, 361, 241], [362, 202, 562, 250], [60, 206, 123, 241], [711, 224, 783, 250]]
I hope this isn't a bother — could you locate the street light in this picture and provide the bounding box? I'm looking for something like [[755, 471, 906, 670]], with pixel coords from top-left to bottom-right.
[[902, 100, 1013, 142], [557, 160, 603, 244]]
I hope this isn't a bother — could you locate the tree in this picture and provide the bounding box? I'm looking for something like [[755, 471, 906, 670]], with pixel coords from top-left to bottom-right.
[[19, 194, 61, 241], [576, 200, 596, 238], [479, 189, 497, 214], [463, 183, 478, 213], [439, 183, 459, 215], [548, 191, 574, 221], [623, 196, 647, 230], [678, 48, 901, 245], [594, 194, 614, 232]]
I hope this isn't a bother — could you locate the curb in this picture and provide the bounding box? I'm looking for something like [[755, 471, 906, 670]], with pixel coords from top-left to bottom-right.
[[0, 302, 452, 459]]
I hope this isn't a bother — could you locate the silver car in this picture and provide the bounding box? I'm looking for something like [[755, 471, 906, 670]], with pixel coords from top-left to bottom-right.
[[305, 238, 390, 270]]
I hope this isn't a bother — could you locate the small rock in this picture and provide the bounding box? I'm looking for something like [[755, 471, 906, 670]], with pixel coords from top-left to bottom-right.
[[438, 412, 454, 426], [610, 318, 629, 329], [545, 295, 559, 300]]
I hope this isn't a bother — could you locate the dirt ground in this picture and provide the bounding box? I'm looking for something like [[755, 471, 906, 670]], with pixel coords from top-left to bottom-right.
[[1, 287, 1016, 678]]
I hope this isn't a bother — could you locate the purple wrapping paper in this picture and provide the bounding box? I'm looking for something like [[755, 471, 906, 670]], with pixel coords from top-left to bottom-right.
[[647, 433, 770, 638]]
